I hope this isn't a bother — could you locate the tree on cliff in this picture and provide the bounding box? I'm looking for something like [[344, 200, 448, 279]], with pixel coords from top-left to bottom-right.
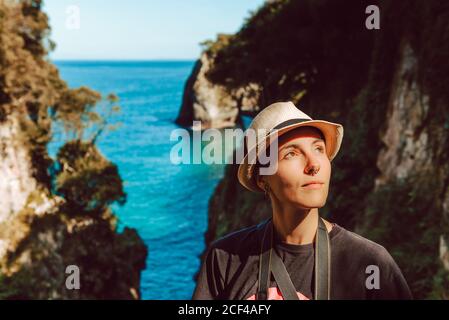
[[0, 0, 147, 299]]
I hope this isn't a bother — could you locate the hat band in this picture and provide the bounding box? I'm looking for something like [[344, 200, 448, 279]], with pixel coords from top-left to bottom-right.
[[271, 118, 311, 132]]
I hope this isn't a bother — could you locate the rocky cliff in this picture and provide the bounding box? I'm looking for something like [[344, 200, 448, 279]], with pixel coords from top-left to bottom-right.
[[181, 0, 449, 299], [0, 0, 147, 299], [175, 35, 262, 129]]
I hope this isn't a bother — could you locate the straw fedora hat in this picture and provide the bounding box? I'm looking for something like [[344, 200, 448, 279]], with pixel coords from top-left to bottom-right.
[[237, 101, 344, 192]]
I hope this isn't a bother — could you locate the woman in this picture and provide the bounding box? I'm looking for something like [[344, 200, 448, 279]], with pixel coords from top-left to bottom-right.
[[193, 101, 412, 300]]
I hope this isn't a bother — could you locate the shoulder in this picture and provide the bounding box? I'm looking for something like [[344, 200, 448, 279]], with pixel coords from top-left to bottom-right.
[[332, 225, 412, 299], [333, 225, 396, 267], [208, 220, 267, 256]]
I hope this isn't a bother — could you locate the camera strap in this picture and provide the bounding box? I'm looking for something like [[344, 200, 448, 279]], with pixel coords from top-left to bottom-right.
[[257, 215, 330, 300]]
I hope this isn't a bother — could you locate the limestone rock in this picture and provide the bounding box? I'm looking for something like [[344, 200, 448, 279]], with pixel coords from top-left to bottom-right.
[[176, 52, 261, 129]]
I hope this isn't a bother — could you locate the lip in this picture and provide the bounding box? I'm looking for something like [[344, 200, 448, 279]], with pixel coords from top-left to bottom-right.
[[301, 181, 324, 189]]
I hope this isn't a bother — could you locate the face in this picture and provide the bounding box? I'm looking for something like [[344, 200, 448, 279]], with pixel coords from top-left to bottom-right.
[[257, 126, 331, 209]]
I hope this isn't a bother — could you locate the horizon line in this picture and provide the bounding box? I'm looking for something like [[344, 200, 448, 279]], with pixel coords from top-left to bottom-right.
[[51, 58, 197, 62]]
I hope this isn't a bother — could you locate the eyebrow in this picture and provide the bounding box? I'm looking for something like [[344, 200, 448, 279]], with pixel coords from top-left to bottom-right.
[[279, 138, 325, 152]]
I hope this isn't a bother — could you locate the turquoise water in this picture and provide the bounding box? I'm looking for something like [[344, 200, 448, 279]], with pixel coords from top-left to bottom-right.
[[52, 61, 227, 299]]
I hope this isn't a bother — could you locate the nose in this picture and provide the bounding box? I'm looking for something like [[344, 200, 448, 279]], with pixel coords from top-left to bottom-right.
[[304, 154, 320, 176]]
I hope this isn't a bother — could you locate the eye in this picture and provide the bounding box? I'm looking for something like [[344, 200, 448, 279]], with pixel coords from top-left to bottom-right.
[[315, 145, 325, 153], [284, 151, 297, 159]]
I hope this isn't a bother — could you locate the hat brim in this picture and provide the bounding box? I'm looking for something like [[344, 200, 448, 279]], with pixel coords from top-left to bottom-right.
[[237, 120, 344, 193]]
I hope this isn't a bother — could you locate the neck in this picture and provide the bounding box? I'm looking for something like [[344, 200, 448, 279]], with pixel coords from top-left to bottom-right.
[[271, 201, 320, 245]]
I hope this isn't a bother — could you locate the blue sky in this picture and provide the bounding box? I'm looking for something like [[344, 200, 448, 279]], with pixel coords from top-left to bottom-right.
[[44, 0, 265, 60]]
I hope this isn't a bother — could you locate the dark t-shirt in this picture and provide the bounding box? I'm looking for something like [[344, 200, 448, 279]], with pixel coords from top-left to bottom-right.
[[192, 219, 412, 300]]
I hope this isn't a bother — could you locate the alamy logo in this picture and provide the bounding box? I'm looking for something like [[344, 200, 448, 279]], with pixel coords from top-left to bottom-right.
[[365, 265, 380, 290], [365, 5, 380, 30], [65, 5, 81, 30], [169, 121, 279, 175], [65, 265, 80, 290]]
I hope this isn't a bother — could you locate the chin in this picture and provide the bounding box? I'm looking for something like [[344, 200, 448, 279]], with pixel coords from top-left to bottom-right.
[[293, 197, 327, 209], [298, 203, 326, 209]]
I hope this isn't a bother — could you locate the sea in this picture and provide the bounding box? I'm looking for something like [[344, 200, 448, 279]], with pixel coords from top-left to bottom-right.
[[51, 60, 231, 299]]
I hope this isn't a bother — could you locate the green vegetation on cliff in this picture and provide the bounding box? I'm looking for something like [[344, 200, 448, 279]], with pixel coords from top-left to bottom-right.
[[0, 0, 147, 299]]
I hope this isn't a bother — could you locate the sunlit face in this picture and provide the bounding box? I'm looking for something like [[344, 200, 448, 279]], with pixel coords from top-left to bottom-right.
[[257, 126, 331, 209]]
